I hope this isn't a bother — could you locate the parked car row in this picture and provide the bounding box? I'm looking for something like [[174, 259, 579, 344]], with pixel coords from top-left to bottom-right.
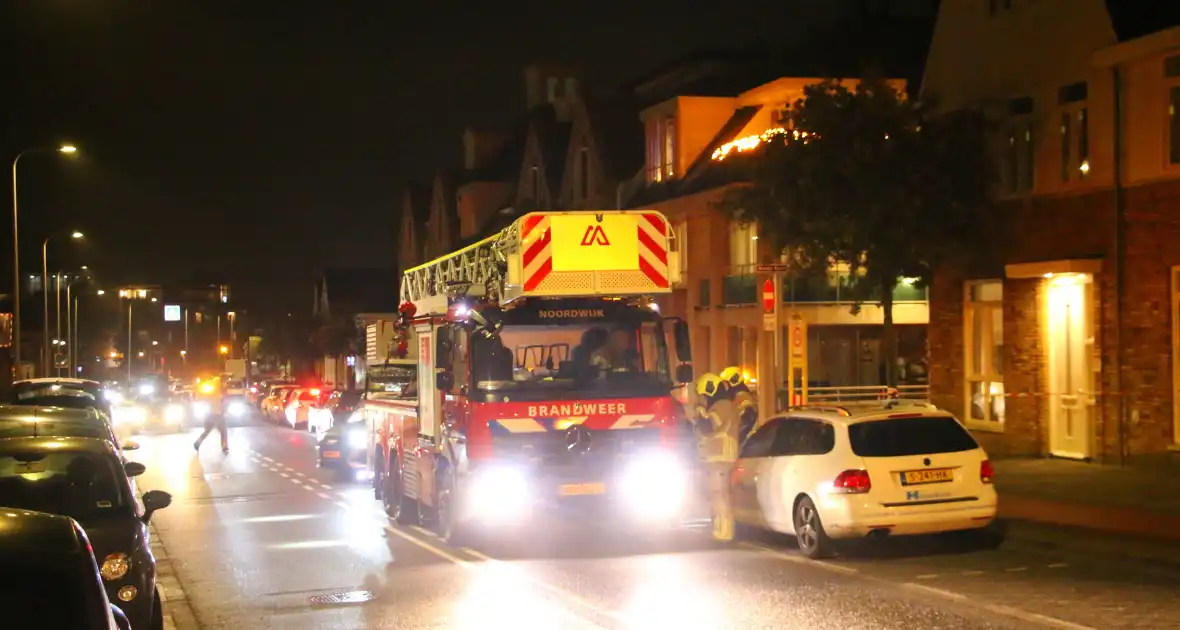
[[2, 378, 172, 629]]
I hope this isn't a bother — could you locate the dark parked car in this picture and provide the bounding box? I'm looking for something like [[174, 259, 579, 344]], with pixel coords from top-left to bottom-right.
[[0, 508, 132, 629], [0, 437, 172, 629], [0, 404, 139, 455]]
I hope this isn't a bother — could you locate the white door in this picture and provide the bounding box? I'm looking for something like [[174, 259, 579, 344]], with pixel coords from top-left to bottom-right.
[[1046, 275, 1093, 459]]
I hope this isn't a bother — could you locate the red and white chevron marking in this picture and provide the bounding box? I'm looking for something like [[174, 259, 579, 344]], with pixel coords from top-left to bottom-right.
[[521, 214, 553, 291], [638, 212, 670, 289]]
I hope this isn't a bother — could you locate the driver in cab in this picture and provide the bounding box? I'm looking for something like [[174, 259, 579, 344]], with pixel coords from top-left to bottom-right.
[[589, 327, 638, 375]]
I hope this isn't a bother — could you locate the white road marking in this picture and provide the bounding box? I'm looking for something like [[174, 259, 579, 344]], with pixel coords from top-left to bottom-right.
[[318, 484, 332, 490], [1048, 562, 1069, 568], [915, 574, 940, 579], [332, 501, 611, 627], [1006, 567, 1028, 572], [742, 542, 860, 575], [316, 492, 332, 499], [279, 472, 290, 478], [301, 484, 316, 491], [902, 583, 1098, 630]]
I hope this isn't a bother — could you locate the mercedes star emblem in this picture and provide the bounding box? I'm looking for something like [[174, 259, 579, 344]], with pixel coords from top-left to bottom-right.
[[565, 425, 592, 453]]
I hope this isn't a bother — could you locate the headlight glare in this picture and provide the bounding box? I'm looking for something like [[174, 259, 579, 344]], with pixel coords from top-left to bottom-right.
[[346, 430, 367, 450], [622, 453, 687, 519], [165, 403, 185, 423], [192, 401, 211, 419], [468, 466, 530, 520], [100, 552, 131, 581], [227, 401, 246, 417]]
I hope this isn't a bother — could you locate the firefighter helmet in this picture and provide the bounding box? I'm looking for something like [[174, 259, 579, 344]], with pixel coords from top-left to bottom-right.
[[719, 366, 744, 388], [696, 373, 722, 398]]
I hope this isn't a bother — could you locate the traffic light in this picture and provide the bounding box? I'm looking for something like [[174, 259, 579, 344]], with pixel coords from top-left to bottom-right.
[[219, 345, 229, 355]]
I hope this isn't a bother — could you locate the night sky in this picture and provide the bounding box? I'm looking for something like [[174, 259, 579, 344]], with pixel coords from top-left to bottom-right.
[[2, 1, 874, 316]]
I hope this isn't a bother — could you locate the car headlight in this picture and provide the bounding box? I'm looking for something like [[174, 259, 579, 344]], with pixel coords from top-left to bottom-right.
[[113, 406, 147, 425], [165, 403, 185, 423], [348, 411, 363, 424], [100, 552, 131, 581], [104, 390, 123, 404], [138, 384, 155, 396], [346, 430, 367, 450], [227, 401, 246, 417], [468, 465, 530, 520], [621, 452, 688, 519], [192, 401, 211, 419]]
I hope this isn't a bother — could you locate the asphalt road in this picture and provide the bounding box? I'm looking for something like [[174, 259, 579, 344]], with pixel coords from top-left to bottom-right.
[[128, 417, 1180, 630]]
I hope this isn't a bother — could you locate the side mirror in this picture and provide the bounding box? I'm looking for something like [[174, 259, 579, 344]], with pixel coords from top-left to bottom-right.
[[123, 462, 146, 477], [435, 328, 454, 371], [673, 319, 692, 362], [120, 440, 140, 451], [141, 489, 172, 523], [675, 363, 694, 385], [436, 371, 454, 392]]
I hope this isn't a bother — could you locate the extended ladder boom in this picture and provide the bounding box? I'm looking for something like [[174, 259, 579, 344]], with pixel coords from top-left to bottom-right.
[[400, 210, 678, 314]]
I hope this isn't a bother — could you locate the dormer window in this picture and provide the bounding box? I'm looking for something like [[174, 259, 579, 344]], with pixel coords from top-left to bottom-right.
[[646, 116, 677, 183]]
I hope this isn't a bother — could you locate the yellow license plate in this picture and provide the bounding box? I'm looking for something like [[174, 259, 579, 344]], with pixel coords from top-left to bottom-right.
[[901, 468, 953, 485], [559, 482, 605, 496], [322, 451, 341, 459]]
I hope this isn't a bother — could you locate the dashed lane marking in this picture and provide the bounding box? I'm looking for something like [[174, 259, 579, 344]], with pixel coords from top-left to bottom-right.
[[301, 484, 316, 491], [1048, 563, 1069, 568], [1006, 567, 1028, 572], [741, 542, 860, 575], [318, 484, 332, 490], [316, 492, 332, 499], [279, 473, 290, 478]]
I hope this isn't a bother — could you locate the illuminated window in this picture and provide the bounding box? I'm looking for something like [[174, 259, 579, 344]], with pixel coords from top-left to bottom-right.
[[729, 222, 758, 270], [670, 220, 688, 278], [663, 117, 676, 179], [1166, 55, 1180, 165], [964, 280, 1004, 430]]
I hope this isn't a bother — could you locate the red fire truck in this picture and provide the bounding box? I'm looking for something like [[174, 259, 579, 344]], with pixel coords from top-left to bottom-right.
[[365, 210, 695, 543]]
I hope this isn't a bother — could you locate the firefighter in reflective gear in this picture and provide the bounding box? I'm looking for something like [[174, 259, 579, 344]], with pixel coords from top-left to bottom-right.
[[696, 373, 740, 542], [719, 366, 758, 441]]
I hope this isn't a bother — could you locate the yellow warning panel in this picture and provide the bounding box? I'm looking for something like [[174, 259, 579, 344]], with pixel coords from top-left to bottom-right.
[[550, 214, 639, 272]]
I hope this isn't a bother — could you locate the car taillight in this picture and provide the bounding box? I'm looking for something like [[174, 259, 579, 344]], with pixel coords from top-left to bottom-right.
[[980, 459, 995, 484], [832, 469, 871, 494]]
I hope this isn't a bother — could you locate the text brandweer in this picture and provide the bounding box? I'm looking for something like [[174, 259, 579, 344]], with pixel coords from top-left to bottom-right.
[[537, 309, 605, 319], [527, 402, 627, 417]]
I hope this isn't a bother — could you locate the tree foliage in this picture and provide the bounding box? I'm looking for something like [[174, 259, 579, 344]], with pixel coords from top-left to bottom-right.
[[719, 77, 995, 384]]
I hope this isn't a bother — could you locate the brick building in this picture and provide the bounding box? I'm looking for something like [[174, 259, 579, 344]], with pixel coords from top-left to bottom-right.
[[923, 0, 1180, 462]]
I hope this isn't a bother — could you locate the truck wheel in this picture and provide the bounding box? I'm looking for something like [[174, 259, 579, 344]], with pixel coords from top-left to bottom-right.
[[384, 454, 418, 525]]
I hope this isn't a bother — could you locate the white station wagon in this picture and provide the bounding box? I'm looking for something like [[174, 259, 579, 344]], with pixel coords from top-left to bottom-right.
[[731, 400, 999, 558]]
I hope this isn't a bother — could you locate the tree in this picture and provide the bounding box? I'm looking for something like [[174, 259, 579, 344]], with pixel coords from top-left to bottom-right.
[[719, 77, 995, 385]]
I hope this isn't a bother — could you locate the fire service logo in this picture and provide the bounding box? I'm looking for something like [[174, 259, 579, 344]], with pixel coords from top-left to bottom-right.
[[580, 225, 610, 246], [538, 309, 605, 319], [527, 402, 628, 417]]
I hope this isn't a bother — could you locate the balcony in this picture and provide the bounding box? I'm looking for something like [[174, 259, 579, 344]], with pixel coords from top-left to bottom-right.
[[718, 270, 928, 307]]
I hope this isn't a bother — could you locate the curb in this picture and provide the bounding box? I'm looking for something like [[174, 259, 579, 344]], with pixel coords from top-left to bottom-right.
[[1001, 518, 1180, 577], [998, 494, 1180, 542], [149, 521, 201, 630]]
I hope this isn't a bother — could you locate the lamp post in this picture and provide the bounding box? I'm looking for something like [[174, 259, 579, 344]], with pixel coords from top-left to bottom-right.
[[119, 288, 150, 381], [42, 230, 83, 376], [13, 145, 77, 370]]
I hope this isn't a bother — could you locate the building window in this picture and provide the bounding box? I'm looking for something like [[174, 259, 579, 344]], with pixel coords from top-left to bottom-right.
[[729, 221, 758, 270], [671, 220, 688, 278], [1166, 55, 1180, 166], [698, 278, 711, 308], [964, 280, 1004, 430], [1003, 97, 1035, 194], [663, 117, 676, 179], [1057, 81, 1088, 182]]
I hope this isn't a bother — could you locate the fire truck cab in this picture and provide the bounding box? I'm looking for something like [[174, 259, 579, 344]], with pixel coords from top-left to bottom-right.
[[369, 210, 695, 544]]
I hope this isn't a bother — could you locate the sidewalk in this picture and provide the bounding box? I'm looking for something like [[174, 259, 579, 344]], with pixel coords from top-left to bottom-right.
[[994, 457, 1180, 541]]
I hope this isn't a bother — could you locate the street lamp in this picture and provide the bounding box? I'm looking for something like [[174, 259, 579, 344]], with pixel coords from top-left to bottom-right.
[[41, 231, 83, 376], [119, 287, 151, 380], [12, 144, 78, 369], [71, 287, 103, 375]]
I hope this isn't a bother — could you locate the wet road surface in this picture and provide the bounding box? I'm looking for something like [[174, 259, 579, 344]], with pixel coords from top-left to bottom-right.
[[129, 418, 1180, 629]]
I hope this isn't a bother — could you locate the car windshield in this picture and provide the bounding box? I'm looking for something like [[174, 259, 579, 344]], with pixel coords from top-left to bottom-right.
[[848, 415, 980, 458], [367, 365, 416, 398], [471, 320, 671, 398], [1, 559, 96, 628], [0, 451, 129, 521]]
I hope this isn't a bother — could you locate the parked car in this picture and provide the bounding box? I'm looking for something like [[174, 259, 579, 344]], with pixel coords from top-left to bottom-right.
[[0, 436, 172, 628], [284, 388, 325, 429], [262, 385, 297, 423], [307, 389, 362, 436], [0, 405, 139, 456], [730, 400, 1000, 558], [13, 378, 113, 418], [0, 508, 133, 629]]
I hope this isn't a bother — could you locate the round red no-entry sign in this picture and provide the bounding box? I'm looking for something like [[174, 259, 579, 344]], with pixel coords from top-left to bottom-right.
[[762, 279, 775, 314]]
